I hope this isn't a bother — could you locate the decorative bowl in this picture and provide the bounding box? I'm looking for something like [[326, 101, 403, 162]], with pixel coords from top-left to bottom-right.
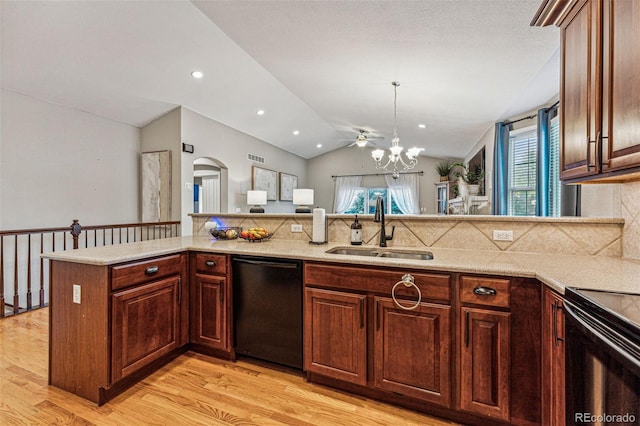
[[209, 227, 242, 240]]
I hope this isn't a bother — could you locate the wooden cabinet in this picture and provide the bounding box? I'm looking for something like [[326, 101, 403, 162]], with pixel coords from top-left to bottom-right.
[[190, 253, 231, 354], [559, 0, 600, 181], [600, 0, 640, 174], [373, 296, 451, 407], [542, 288, 565, 426], [111, 276, 181, 382], [304, 263, 452, 405], [304, 287, 367, 386], [457, 275, 542, 425], [110, 254, 187, 383], [459, 307, 511, 421], [49, 253, 186, 405], [557, 0, 640, 182], [458, 276, 512, 421]]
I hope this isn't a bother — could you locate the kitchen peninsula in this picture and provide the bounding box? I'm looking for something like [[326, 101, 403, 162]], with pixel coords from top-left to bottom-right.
[[44, 214, 640, 426]]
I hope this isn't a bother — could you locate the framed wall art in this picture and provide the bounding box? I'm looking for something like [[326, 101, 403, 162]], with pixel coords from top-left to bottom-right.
[[279, 172, 298, 201], [252, 166, 277, 201]]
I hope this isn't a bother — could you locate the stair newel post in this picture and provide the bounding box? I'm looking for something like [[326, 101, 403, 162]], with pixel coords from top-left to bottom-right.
[[70, 220, 82, 250]]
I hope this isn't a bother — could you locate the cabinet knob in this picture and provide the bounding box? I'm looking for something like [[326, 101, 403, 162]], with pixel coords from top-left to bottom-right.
[[205, 260, 216, 267], [145, 266, 159, 275], [473, 286, 497, 296]]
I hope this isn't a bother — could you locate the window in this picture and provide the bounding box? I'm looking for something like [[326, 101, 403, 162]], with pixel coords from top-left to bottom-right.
[[508, 128, 537, 216], [496, 105, 564, 217], [344, 188, 402, 215]]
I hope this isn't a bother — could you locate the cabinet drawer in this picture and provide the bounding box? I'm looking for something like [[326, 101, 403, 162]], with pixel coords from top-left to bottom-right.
[[194, 253, 227, 275], [304, 263, 451, 303], [111, 254, 182, 291], [460, 276, 510, 308]]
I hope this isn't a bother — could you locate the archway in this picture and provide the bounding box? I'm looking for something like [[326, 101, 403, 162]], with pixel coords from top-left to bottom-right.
[[193, 157, 228, 213]]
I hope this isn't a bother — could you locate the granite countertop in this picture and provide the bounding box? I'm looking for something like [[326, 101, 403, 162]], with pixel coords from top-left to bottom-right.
[[42, 236, 640, 295]]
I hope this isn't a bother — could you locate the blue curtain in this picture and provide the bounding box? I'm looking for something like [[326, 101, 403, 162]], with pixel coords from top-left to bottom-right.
[[492, 122, 511, 215], [536, 107, 551, 216]]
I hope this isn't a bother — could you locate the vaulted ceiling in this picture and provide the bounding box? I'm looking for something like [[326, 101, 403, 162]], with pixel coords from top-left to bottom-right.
[[1, 0, 558, 159]]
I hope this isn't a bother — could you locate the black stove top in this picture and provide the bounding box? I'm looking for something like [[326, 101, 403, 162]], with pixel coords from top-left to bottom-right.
[[565, 287, 640, 345]]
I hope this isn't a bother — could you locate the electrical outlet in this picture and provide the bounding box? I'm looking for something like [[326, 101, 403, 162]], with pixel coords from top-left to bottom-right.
[[493, 230, 513, 241], [73, 284, 81, 304], [291, 224, 303, 233]]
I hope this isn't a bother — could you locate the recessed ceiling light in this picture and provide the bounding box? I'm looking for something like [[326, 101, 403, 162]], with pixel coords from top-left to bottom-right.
[[191, 71, 203, 79], [316, 144, 322, 148], [293, 130, 300, 135], [257, 110, 265, 116], [418, 124, 426, 128]]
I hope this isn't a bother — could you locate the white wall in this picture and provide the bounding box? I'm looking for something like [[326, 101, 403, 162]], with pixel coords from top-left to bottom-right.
[[307, 145, 449, 213], [0, 90, 140, 229], [180, 107, 307, 231], [140, 107, 182, 224]]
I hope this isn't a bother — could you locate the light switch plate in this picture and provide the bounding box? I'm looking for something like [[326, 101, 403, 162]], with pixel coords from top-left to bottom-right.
[[73, 284, 81, 304], [493, 230, 513, 241], [291, 224, 303, 233]]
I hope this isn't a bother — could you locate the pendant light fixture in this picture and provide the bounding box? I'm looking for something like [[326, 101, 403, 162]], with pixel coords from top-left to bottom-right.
[[371, 81, 424, 178]]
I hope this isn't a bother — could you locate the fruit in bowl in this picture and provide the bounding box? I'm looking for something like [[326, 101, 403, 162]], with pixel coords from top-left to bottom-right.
[[240, 227, 271, 241], [209, 227, 240, 240]]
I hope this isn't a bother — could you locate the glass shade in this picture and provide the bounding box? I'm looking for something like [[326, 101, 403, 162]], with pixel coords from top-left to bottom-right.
[[371, 149, 385, 161], [406, 147, 423, 159], [389, 145, 403, 156]]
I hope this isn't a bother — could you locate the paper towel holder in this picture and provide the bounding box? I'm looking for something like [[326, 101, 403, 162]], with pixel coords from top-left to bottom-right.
[[309, 223, 328, 245], [310, 206, 328, 245]]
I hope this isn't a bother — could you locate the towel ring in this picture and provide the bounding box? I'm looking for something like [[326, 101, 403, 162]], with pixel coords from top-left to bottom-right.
[[392, 274, 422, 311]]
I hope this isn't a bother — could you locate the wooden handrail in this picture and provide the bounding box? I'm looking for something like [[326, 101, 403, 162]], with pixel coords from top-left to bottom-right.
[[0, 220, 180, 236], [1, 219, 180, 317]]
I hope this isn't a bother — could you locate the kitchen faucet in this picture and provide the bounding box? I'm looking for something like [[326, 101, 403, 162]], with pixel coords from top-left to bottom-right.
[[373, 196, 395, 247]]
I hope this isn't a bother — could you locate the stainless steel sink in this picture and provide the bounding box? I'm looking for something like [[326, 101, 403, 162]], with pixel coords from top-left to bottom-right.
[[325, 247, 380, 257], [379, 250, 434, 260], [325, 247, 433, 260]]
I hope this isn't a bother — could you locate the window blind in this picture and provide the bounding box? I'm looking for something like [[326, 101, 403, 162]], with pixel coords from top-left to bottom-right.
[[509, 130, 537, 216]]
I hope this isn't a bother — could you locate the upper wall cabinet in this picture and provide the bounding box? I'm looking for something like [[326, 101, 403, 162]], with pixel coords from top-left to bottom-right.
[[533, 0, 640, 183]]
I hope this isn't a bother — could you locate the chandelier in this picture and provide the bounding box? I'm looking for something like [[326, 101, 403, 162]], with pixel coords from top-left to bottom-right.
[[371, 81, 424, 178]]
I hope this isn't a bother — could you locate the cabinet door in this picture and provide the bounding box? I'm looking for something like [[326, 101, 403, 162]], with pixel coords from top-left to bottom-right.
[[460, 307, 511, 422], [601, 0, 640, 173], [190, 274, 228, 351], [542, 289, 565, 426], [111, 276, 179, 382], [304, 288, 367, 386], [560, 0, 601, 180], [373, 297, 451, 407]]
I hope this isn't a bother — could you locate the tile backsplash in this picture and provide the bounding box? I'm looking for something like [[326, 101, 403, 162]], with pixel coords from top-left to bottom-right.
[[621, 181, 640, 260], [193, 214, 624, 258]]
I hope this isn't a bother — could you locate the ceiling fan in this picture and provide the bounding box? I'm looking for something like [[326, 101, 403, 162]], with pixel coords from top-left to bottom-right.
[[344, 130, 384, 148]]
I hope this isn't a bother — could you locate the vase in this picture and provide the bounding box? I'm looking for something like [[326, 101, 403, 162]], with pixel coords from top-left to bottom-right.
[[468, 184, 480, 196], [457, 177, 469, 200]]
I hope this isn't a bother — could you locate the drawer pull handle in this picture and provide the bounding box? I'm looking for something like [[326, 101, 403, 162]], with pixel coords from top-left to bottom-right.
[[145, 266, 159, 275], [205, 260, 217, 267], [392, 274, 421, 311], [473, 286, 496, 296]]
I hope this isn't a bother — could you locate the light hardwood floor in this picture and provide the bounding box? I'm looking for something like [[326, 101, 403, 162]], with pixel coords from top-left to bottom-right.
[[0, 308, 458, 425]]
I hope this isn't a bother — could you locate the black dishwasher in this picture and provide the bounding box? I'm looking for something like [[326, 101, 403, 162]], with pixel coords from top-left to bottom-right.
[[232, 256, 303, 369]]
